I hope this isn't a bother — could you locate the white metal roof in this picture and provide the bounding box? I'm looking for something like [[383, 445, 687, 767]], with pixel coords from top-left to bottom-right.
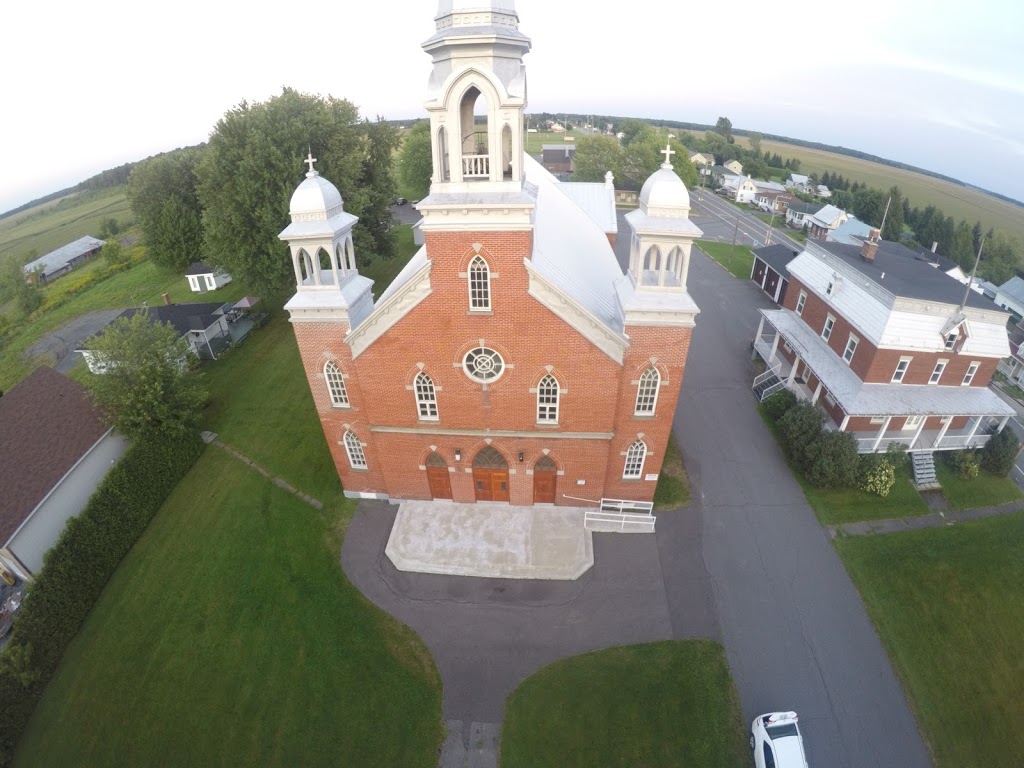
[[996, 276, 1024, 306], [763, 309, 1014, 417], [23, 236, 105, 277], [559, 182, 618, 233]]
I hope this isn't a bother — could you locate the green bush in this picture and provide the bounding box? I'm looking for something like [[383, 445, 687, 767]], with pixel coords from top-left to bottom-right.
[[0, 432, 204, 765], [980, 428, 1021, 478], [946, 449, 980, 480], [763, 389, 797, 421], [778, 403, 823, 469], [859, 454, 896, 497], [885, 441, 910, 469], [805, 430, 860, 488]]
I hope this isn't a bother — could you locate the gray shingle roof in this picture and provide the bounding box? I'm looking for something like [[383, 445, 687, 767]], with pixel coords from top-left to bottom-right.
[[23, 236, 105, 277], [755, 244, 800, 276]]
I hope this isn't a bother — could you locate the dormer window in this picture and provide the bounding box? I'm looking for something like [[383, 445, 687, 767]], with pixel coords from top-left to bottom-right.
[[826, 280, 835, 297], [945, 331, 958, 350]]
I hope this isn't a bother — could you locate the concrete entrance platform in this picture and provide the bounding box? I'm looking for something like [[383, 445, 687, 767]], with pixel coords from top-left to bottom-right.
[[384, 500, 594, 580]]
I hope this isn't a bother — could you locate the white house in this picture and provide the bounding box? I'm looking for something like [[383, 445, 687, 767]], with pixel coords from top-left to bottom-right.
[[186, 262, 233, 292], [689, 150, 715, 167], [721, 175, 759, 203], [0, 367, 130, 580], [786, 173, 810, 193], [724, 159, 744, 175], [785, 202, 820, 229], [816, 184, 832, 198], [806, 204, 849, 240], [994, 276, 1024, 317]]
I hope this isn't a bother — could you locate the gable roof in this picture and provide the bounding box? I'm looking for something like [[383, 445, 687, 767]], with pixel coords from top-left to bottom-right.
[[559, 183, 618, 234], [755, 244, 801, 275], [0, 367, 109, 545], [115, 303, 226, 337], [23, 236, 105, 277], [186, 262, 214, 276], [997, 276, 1024, 306], [788, 202, 820, 215], [788, 173, 809, 184], [808, 204, 845, 228]]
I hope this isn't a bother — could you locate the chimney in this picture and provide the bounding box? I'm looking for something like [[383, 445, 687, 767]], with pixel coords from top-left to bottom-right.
[[162, 292, 171, 306], [861, 229, 881, 262], [931, 241, 939, 253]]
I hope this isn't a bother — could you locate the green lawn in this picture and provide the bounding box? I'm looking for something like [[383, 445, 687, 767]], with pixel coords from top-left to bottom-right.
[[363, 224, 419, 299], [934, 463, 1023, 511], [15, 449, 443, 768], [502, 640, 748, 768], [653, 432, 691, 511], [696, 240, 754, 280], [0, 187, 133, 261], [836, 513, 1024, 767]]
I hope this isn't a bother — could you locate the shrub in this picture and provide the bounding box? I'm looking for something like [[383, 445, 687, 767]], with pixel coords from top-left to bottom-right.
[[859, 455, 896, 497], [980, 427, 1020, 477], [885, 441, 910, 469], [946, 449, 980, 480], [0, 431, 204, 764], [804, 430, 860, 488], [778, 403, 823, 469], [763, 389, 797, 421]]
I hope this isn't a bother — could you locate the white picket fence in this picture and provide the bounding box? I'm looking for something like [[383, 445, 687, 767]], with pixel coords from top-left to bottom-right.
[[583, 498, 656, 533]]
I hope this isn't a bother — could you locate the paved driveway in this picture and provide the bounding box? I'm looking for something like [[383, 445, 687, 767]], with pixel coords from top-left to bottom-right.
[[673, 248, 932, 767]]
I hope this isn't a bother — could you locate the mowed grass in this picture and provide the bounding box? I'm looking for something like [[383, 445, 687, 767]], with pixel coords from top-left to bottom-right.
[[836, 513, 1024, 767], [735, 137, 1024, 243], [696, 240, 754, 279], [0, 187, 132, 261], [15, 449, 444, 768], [653, 431, 691, 511], [525, 130, 576, 154], [501, 640, 748, 768], [934, 463, 1023, 511]]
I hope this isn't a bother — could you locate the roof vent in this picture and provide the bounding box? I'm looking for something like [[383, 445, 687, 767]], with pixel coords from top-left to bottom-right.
[[861, 228, 881, 262]]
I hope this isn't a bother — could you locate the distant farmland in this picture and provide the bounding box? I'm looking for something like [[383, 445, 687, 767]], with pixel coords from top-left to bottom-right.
[[736, 137, 1024, 243]]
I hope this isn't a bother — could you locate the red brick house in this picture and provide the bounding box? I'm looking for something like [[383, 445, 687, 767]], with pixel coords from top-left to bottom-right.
[[752, 232, 1014, 456], [281, 0, 701, 506]]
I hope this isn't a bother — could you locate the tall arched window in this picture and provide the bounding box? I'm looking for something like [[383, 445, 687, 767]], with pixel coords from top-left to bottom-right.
[[415, 372, 438, 421], [536, 374, 559, 423], [623, 439, 647, 479], [344, 430, 367, 470], [324, 361, 349, 408], [468, 255, 491, 311], [635, 368, 660, 415]]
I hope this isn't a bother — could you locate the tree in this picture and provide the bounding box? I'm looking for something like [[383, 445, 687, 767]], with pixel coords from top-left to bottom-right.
[[980, 231, 1021, 284], [1, 258, 42, 315], [713, 116, 734, 143], [198, 88, 399, 292], [980, 426, 1021, 477], [86, 312, 206, 440], [745, 157, 769, 181], [101, 240, 128, 266], [804, 431, 860, 489], [881, 186, 905, 241], [948, 220, 975, 270], [397, 121, 433, 201], [617, 119, 647, 145], [748, 132, 763, 154], [572, 135, 623, 182], [852, 187, 888, 227], [128, 147, 204, 272]]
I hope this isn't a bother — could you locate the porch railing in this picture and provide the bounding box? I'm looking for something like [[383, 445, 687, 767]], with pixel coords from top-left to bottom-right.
[[855, 431, 993, 454], [584, 498, 656, 533], [462, 154, 490, 178]]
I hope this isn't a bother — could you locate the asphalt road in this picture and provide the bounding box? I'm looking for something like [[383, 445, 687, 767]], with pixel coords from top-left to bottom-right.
[[690, 189, 803, 252], [987, 385, 1024, 490]]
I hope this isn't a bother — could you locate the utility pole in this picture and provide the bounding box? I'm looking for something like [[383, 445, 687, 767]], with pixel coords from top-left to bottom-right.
[[765, 209, 777, 246], [729, 213, 741, 260]]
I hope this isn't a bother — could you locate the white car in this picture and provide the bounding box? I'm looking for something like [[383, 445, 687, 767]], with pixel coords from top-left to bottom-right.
[[750, 711, 809, 768]]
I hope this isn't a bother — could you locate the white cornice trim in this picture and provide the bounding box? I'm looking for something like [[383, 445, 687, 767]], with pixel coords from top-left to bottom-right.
[[347, 260, 433, 358], [524, 260, 627, 365]]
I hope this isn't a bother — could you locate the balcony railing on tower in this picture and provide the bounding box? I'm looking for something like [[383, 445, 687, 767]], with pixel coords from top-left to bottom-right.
[[462, 154, 490, 179]]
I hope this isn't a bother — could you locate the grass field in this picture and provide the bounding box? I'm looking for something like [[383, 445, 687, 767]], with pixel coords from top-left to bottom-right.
[[16, 296, 444, 766], [501, 640, 748, 768], [0, 187, 132, 261], [525, 130, 576, 154], [934, 463, 1023, 511], [696, 240, 754, 279], [653, 431, 691, 511], [836, 513, 1024, 767], [735, 137, 1024, 243]]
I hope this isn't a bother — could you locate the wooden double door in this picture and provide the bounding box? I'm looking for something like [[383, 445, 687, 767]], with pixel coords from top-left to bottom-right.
[[473, 468, 510, 502]]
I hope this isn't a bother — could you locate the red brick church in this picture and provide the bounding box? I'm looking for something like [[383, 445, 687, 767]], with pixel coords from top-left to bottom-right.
[[281, 0, 702, 506]]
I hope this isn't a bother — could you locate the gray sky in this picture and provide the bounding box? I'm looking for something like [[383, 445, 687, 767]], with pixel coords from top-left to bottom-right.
[[2, 0, 1021, 213]]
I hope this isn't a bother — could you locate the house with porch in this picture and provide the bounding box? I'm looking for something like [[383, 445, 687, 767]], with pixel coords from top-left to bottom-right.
[[785, 201, 819, 229], [720, 175, 758, 203], [751, 233, 1014, 469], [755, 190, 799, 214], [806, 204, 848, 240]]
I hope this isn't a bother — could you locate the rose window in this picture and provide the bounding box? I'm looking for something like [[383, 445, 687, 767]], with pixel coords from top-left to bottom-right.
[[463, 347, 505, 383]]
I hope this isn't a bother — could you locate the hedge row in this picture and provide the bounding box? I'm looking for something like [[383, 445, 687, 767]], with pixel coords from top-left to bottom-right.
[[0, 431, 204, 766]]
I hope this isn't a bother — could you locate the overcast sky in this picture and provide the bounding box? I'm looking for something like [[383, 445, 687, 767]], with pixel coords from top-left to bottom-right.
[[2, 0, 1021, 213]]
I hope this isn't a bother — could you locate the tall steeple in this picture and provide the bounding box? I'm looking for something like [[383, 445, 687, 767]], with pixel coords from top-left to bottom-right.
[[421, 0, 531, 191]]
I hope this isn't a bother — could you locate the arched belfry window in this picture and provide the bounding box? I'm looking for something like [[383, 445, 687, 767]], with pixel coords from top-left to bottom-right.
[[415, 372, 438, 421], [468, 255, 491, 311], [642, 246, 662, 286], [501, 124, 513, 180], [437, 126, 450, 182], [537, 374, 559, 423], [460, 86, 490, 180], [344, 431, 367, 470], [623, 439, 647, 479], [635, 368, 660, 415], [324, 361, 349, 408]]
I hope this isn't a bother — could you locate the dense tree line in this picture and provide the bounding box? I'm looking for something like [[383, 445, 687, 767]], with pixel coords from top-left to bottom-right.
[[571, 121, 697, 190]]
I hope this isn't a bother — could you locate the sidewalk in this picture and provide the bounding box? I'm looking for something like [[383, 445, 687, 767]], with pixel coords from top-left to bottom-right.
[[829, 499, 1024, 538]]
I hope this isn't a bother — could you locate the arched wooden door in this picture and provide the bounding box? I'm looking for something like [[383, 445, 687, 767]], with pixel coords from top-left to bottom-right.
[[473, 447, 509, 503], [425, 453, 452, 500], [533, 456, 557, 504]]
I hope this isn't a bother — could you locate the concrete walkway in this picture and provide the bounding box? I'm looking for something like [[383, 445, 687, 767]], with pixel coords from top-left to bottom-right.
[[830, 499, 1024, 537], [385, 501, 593, 580]]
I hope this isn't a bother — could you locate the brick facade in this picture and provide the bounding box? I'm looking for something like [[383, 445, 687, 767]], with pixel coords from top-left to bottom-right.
[[291, 228, 691, 506]]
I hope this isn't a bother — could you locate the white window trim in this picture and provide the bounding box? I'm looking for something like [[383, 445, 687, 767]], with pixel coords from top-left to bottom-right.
[[634, 368, 660, 416], [821, 314, 836, 342], [414, 372, 439, 421], [870, 416, 885, 425], [623, 440, 647, 479], [962, 361, 980, 386], [468, 255, 491, 312], [945, 331, 958, 350], [892, 356, 912, 384], [929, 359, 947, 385], [324, 361, 350, 408], [825, 280, 835, 297], [824, 391, 836, 406], [343, 431, 367, 470], [903, 415, 923, 430], [842, 334, 858, 365], [796, 290, 807, 316], [536, 374, 559, 424]]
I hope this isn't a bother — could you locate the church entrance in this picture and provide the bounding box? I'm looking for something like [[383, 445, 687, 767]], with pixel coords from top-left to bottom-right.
[[472, 447, 509, 503], [425, 452, 452, 500], [533, 456, 557, 504]]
